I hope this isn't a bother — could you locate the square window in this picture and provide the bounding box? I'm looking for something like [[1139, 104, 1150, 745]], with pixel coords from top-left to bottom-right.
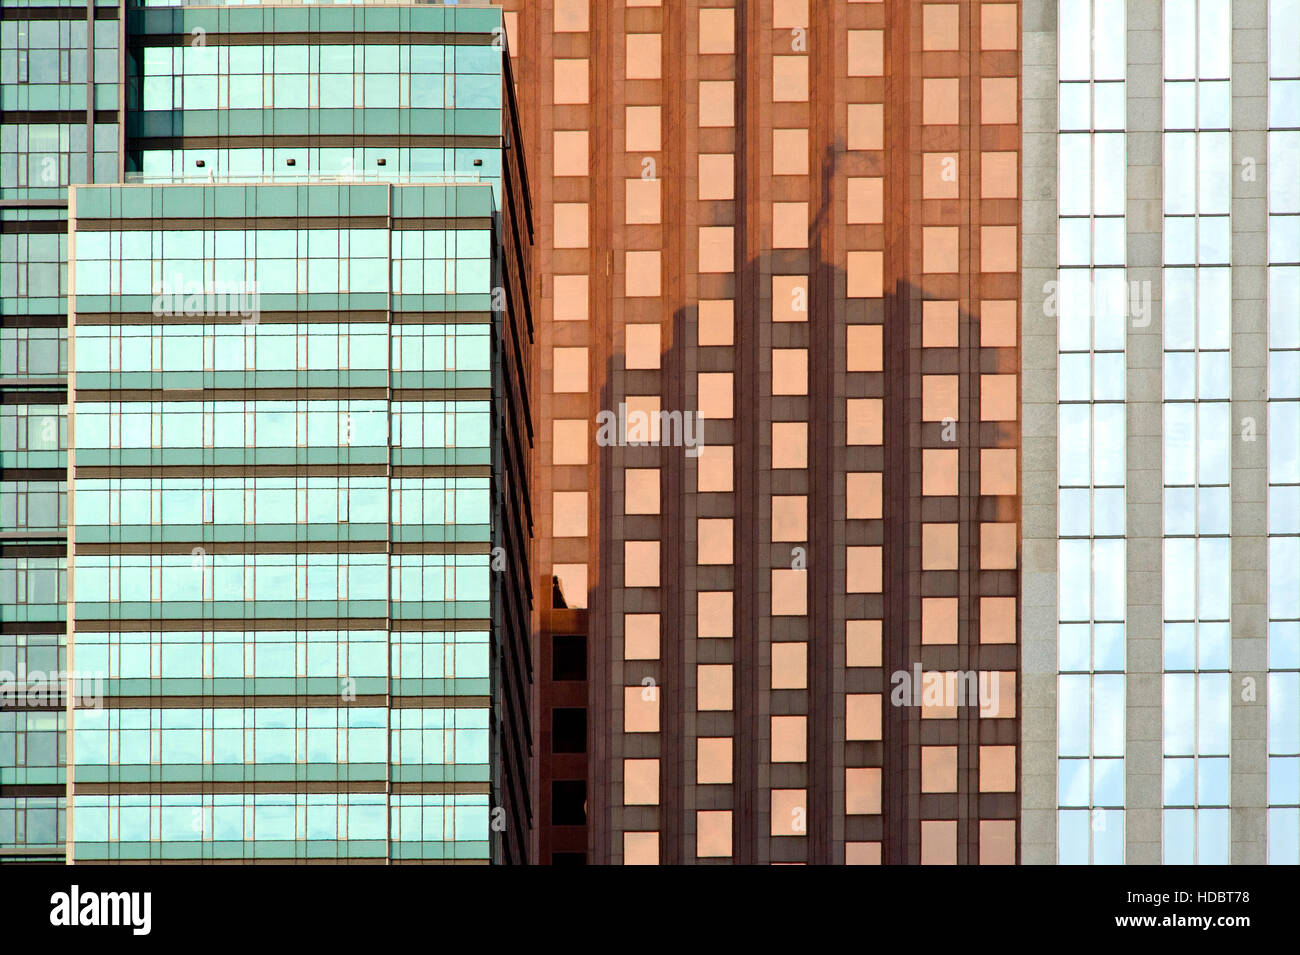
[[848, 252, 884, 297], [847, 177, 884, 223], [980, 820, 1016, 865], [554, 0, 589, 32], [981, 152, 1017, 198], [981, 225, 1017, 272], [771, 789, 807, 836], [625, 324, 662, 370], [979, 745, 1016, 792], [772, 275, 809, 321], [922, 374, 959, 421], [924, 78, 960, 125], [773, 349, 808, 395], [697, 444, 734, 492], [554, 59, 589, 104], [771, 568, 807, 615], [698, 517, 734, 565], [981, 4, 1018, 51], [980, 373, 1017, 420], [773, 202, 809, 248], [923, 5, 959, 51], [698, 664, 733, 711], [923, 300, 959, 347], [846, 693, 882, 740], [699, 154, 735, 200], [847, 30, 884, 76], [921, 671, 958, 719], [698, 591, 733, 638], [699, 299, 735, 344], [625, 539, 661, 587], [846, 546, 882, 593], [846, 472, 883, 518], [699, 9, 735, 55], [980, 522, 1017, 570], [625, 178, 662, 224], [848, 103, 884, 150], [922, 745, 958, 792], [980, 448, 1017, 496], [774, 56, 809, 101], [552, 634, 588, 681], [700, 80, 735, 127], [847, 398, 883, 445], [625, 250, 662, 297], [625, 467, 660, 514], [979, 671, 1016, 718], [625, 106, 662, 151], [773, 129, 809, 175], [624, 684, 659, 732], [553, 274, 588, 321], [697, 738, 733, 784], [626, 34, 661, 79], [980, 299, 1017, 346], [922, 523, 959, 570], [772, 494, 808, 541], [772, 641, 808, 688], [922, 597, 958, 644], [623, 831, 658, 865], [846, 620, 882, 667], [552, 563, 588, 609], [553, 707, 587, 753], [846, 842, 882, 865], [923, 226, 959, 273], [552, 419, 588, 465], [772, 422, 808, 468], [699, 226, 735, 273], [846, 325, 883, 371], [922, 448, 959, 496], [623, 758, 659, 805], [553, 490, 588, 537], [924, 153, 960, 199], [846, 767, 882, 815], [921, 820, 957, 864], [771, 715, 808, 762], [979, 596, 1016, 644], [552, 780, 587, 825], [698, 371, 734, 418], [553, 130, 589, 176], [773, 0, 809, 28], [552, 346, 588, 392], [697, 810, 733, 857], [554, 202, 589, 249], [624, 613, 659, 659], [981, 77, 1018, 124]]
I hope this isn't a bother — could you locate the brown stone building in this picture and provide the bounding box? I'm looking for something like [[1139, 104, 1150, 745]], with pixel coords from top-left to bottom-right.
[[501, 0, 1021, 864]]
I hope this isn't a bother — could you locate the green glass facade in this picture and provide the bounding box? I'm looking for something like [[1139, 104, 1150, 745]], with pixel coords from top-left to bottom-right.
[[2, 2, 534, 865], [2, 0, 121, 862]]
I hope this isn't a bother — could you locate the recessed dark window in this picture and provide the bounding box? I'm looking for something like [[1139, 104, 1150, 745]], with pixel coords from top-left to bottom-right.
[[550, 851, 587, 865], [551, 707, 587, 754], [551, 780, 587, 826], [552, 634, 587, 681]]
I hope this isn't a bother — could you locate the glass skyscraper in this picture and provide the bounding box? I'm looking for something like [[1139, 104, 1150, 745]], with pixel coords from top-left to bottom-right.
[[2, 1, 534, 864], [1023, 0, 1300, 865]]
